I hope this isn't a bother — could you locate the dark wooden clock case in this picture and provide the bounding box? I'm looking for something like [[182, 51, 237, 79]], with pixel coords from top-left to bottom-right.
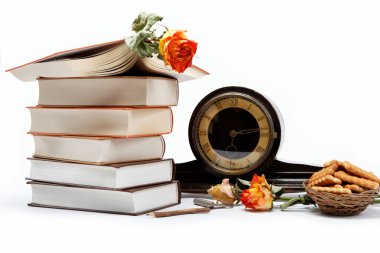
[[175, 87, 321, 193]]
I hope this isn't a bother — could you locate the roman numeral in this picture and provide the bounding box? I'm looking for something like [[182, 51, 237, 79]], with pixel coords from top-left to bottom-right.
[[260, 132, 269, 138], [215, 101, 223, 110], [257, 115, 265, 121], [201, 143, 211, 153], [256, 145, 265, 153], [246, 159, 253, 167], [198, 130, 207, 136], [203, 114, 212, 121], [247, 103, 252, 110], [230, 98, 238, 106], [214, 156, 221, 166], [229, 160, 236, 169]]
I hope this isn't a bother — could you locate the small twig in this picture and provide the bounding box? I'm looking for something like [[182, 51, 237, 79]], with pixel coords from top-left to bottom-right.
[[149, 207, 210, 218], [143, 38, 159, 44], [157, 23, 169, 31]]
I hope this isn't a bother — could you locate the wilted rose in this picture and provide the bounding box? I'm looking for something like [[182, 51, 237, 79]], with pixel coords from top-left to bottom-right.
[[207, 178, 236, 205], [240, 174, 273, 211], [159, 30, 197, 73], [250, 174, 270, 188]]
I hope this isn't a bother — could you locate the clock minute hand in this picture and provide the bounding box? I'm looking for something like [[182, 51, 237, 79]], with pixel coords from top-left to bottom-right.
[[236, 128, 266, 135]]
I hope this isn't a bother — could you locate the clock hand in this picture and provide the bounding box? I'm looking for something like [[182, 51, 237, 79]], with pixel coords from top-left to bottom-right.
[[226, 131, 237, 158], [225, 127, 267, 157], [236, 127, 267, 135]]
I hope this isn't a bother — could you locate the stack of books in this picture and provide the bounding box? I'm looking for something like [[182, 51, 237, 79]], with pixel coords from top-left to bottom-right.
[[7, 40, 208, 215]]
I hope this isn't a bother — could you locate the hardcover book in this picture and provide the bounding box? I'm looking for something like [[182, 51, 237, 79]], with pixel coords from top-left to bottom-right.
[[32, 135, 165, 165], [28, 181, 181, 215], [28, 158, 175, 189], [37, 76, 179, 107], [29, 107, 173, 137]]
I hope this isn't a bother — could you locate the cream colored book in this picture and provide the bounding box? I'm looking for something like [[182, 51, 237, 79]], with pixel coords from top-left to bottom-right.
[[37, 76, 178, 107], [28, 107, 173, 137], [32, 135, 165, 164], [6, 40, 208, 82], [28, 181, 180, 215], [28, 158, 175, 189]]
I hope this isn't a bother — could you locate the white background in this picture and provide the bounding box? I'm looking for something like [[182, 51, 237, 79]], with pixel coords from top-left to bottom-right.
[[1, 0, 380, 252]]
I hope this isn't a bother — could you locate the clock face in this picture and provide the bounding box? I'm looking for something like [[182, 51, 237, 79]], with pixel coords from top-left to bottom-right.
[[189, 87, 281, 176]]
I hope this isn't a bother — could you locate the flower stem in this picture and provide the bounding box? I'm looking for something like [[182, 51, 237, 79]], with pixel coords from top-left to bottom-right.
[[280, 197, 302, 210], [144, 38, 159, 44], [373, 198, 380, 204], [276, 196, 294, 202], [372, 194, 380, 204], [279, 194, 315, 211], [158, 24, 169, 31]]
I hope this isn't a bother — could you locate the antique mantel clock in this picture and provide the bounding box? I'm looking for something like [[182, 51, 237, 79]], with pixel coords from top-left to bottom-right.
[[175, 86, 320, 193]]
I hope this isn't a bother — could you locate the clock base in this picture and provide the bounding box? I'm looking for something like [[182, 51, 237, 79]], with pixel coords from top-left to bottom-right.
[[175, 159, 322, 193]]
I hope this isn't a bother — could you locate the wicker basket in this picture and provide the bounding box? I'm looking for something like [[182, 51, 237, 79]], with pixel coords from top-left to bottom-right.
[[304, 180, 379, 216]]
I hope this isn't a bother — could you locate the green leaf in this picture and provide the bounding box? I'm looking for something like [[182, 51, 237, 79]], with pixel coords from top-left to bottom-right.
[[233, 184, 243, 203], [126, 12, 163, 58], [271, 185, 284, 198], [237, 178, 251, 187], [131, 12, 163, 33], [125, 30, 149, 49], [125, 32, 158, 58], [234, 178, 250, 201]]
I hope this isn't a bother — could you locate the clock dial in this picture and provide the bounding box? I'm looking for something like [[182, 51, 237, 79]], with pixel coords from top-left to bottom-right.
[[189, 87, 281, 176], [196, 96, 272, 174]]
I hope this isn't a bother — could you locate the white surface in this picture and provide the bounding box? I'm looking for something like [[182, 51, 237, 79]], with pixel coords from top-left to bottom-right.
[[1, 0, 380, 252]]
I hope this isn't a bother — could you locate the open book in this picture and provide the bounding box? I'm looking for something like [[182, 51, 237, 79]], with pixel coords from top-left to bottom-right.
[[6, 40, 208, 82]]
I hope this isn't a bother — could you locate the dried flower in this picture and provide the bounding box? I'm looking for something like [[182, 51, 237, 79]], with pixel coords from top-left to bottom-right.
[[250, 174, 270, 188], [125, 12, 197, 73], [207, 178, 237, 205], [159, 30, 197, 73], [240, 174, 274, 211]]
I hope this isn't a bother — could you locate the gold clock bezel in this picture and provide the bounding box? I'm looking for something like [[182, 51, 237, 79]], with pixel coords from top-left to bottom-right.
[[191, 91, 277, 176]]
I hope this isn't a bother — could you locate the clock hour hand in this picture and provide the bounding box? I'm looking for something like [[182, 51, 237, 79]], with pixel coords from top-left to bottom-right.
[[226, 131, 237, 157]]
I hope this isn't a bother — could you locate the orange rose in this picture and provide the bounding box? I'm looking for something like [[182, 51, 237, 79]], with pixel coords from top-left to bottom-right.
[[250, 174, 271, 188], [159, 30, 197, 73], [240, 174, 273, 211]]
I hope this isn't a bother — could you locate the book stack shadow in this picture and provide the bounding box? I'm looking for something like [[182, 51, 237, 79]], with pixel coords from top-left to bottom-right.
[[26, 76, 181, 215]]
